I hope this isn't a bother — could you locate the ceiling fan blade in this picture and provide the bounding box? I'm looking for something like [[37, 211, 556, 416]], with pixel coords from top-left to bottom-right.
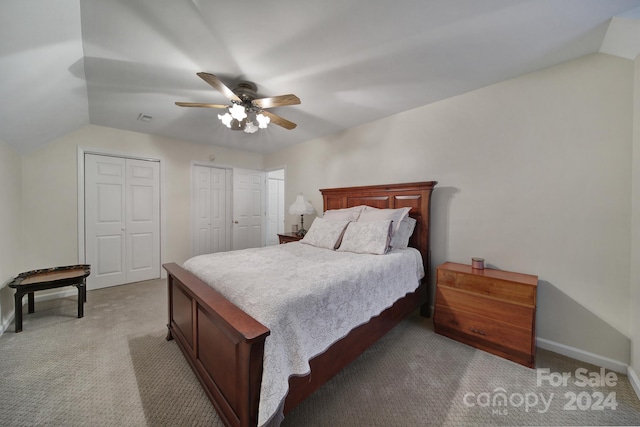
[[197, 72, 242, 103], [175, 102, 229, 109], [252, 94, 301, 109], [260, 110, 297, 130]]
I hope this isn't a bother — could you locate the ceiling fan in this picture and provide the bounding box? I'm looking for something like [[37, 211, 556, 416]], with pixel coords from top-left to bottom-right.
[[175, 72, 300, 133]]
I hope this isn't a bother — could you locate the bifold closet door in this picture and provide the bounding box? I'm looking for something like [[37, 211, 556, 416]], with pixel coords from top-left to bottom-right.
[[232, 169, 266, 250], [85, 154, 160, 290], [192, 166, 230, 256]]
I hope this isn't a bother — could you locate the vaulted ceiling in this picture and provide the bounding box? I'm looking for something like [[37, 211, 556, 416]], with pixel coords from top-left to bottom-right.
[[1, 0, 639, 155]]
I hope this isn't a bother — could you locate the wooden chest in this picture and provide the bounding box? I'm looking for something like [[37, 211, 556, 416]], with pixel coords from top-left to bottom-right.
[[433, 262, 538, 368]]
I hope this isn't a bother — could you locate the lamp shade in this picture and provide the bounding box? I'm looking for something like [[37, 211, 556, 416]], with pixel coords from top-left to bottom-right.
[[289, 194, 315, 216]]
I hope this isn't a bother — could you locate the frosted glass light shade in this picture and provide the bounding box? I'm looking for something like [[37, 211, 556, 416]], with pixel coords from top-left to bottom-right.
[[218, 112, 232, 128], [244, 121, 258, 134], [256, 113, 270, 129], [229, 103, 248, 120]]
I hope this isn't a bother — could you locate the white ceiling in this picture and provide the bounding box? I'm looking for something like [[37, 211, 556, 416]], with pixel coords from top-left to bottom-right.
[[1, 0, 639, 155]]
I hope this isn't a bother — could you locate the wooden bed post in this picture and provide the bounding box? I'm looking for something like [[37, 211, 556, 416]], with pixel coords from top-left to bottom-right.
[[164, 262, 270, 427], [166, 273, 174, 341]]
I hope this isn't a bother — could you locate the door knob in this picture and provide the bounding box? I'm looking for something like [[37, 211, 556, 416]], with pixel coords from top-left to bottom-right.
[[234, 220, 239, 224]]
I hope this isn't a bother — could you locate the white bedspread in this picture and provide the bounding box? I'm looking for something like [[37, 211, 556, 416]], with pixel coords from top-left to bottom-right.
[[183, 242, 424, 426]]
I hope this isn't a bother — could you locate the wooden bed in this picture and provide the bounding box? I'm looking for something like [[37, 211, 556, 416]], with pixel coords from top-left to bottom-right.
[[163, 181, 437, 427]]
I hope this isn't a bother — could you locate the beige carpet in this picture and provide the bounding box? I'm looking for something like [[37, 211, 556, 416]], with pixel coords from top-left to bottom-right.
[[1, 279, 639, 426]]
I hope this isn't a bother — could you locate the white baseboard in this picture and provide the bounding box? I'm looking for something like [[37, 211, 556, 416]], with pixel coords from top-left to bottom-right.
[[537, 337, 628, 374], [0, 315, 12, 337], [628, 366, 640, 401]]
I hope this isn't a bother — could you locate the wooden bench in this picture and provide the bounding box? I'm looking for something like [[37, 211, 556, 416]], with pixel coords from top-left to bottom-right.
[[8, 265, 90, 332]]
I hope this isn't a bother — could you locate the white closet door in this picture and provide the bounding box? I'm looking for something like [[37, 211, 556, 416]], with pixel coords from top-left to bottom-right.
[[209, 168, 229, 253], [85, 154, 126, 289], [85, 154, 160, 289], [266, 178, 285, 246], [277, 179, 285, 235], [193, 165, 213, 256], [266, 178, 280, 246], [192, 166, 229, 256], [125, 158, 160, 283], [233, 168, 266, 250]]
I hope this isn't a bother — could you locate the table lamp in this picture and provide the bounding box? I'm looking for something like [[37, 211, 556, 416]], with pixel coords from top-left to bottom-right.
[[289, 193, 315, 236]]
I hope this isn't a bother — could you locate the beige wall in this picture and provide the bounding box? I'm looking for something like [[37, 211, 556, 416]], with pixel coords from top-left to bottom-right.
[[0, 140, 23, 332], [631, 55, 640, 387], [265, 53, 635, 365], [20, 124, 263, 271]]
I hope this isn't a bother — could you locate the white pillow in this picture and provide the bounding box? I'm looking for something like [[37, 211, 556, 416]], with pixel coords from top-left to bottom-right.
[[322, 205, 365, 222], [300, 218, 350, 250], [337, 220, 393, 255], [357, 206, 411, 237], [390, 216, 417, 249]]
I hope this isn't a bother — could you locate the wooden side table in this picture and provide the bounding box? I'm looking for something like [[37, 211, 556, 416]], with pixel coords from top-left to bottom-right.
[[8, 265, 90, 332], [277, 232, 304, 244]]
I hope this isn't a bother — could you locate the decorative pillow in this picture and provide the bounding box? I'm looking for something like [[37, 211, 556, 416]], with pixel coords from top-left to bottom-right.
[[300, 218, 350, 250], [357, 206, 411, 237], [322, 205, 365, 222], [337, 220, 393, 255], [390, 216, 417, 249]]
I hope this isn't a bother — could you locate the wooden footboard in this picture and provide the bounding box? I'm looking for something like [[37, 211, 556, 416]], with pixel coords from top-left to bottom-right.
[[166, 261, 427, 426], [164, 262, 270, 427]]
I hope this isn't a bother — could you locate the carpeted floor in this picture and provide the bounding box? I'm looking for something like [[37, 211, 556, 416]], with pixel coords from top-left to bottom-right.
[[0, 279, 639, 426]]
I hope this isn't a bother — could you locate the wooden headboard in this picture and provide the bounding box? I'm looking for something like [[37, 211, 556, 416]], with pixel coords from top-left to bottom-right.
[[320, 181, 437, 270]]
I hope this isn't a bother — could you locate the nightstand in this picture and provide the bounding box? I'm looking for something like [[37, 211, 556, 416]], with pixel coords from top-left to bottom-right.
[[277, 232, 304, 244], [433, 262, 538, 368]]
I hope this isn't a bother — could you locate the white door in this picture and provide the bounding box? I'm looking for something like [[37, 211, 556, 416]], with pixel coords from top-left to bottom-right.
[[85, 155, 126, 289], [125, 159, 161, 283], [233, 168, 266, 250], [85, 154, 160, 289], [192, 166, 230, 256], [266, 177, 285, 246], [277, 180, 285, 234]]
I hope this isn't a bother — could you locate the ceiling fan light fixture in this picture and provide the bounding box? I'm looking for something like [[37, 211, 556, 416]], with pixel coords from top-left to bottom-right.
[[218, 112, 233, 128], [229, 103, 247, 121], [244, 121, 259, 134], [177, 73, 299, 133], [256, 113, 270, 129]]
